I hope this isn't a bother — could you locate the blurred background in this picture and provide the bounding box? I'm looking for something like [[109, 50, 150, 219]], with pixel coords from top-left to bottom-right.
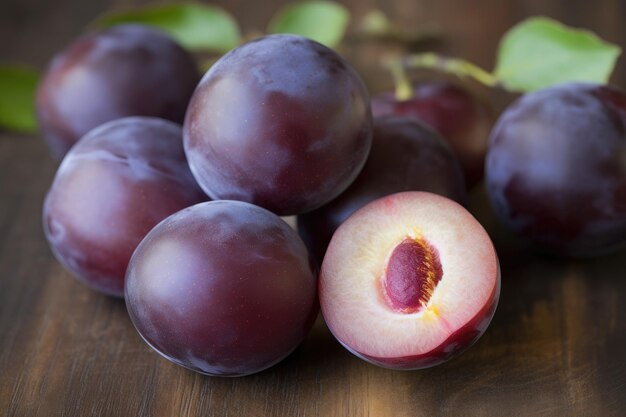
[[2, 0, 625, 94]]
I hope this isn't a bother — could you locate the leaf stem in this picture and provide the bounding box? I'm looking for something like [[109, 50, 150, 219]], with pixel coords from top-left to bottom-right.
[[402, 53, 501, 88]]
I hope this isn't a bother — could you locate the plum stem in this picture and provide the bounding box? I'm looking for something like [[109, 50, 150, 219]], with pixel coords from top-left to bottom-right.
[[402, 53, 501, 88], [386, 59, 414, 101]]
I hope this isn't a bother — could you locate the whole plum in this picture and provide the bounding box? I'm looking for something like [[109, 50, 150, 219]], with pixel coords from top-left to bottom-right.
[[125, 200, 318, 376], [372, 81, 494, 187], [485, 83, 626, 256], [36, 25, 199, 157], [43, 117, 206, 296], [298, 116, 466, 264], [184, 34, 373, 216]]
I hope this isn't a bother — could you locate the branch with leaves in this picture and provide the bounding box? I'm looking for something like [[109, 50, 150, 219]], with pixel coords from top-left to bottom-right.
[[388, 17, 620, 98]]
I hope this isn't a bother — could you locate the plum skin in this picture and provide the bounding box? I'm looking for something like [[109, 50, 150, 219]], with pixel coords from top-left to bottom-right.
[[125, 200, 318, 376], [36, 24, 199, 158], [371, 81, 495, 187], [183, 34, 373, 216], [485, 82, 626, 256], [43, 117, 206, 297], [298, 116, 466, 264]]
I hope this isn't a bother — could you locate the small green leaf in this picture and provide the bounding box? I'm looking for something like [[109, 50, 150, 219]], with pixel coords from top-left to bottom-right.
[[359, 10, 391, 35], [0, 65, 39, 134], [268, 1, 349, 48], [494, 16, 621, 92], [97, 3, 240, 52]]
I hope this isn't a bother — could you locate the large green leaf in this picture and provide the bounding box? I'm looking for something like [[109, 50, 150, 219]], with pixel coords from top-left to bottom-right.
[[268, 1, 349, 48], [494, 16, 621, 92], [0, 65, 39, 134], [97, 3, 240, 52]]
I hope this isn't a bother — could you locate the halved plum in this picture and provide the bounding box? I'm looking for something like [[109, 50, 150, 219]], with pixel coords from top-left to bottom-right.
[[320, 191, 500, 369]]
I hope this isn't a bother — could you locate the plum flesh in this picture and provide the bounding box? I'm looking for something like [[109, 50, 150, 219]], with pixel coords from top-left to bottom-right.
[[320, 192, 500, 370]]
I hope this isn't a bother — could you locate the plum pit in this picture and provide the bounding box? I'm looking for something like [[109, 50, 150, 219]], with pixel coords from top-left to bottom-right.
[[381, 237, 442, 313]]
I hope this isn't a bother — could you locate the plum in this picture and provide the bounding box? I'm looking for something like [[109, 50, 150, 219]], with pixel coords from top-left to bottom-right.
[[485, 83, 626, 256], [36, 25, 199, 157], [125, 200, 318, 376], [43, 117, 205, 296], [298, 116, 466, 264], [372, 81, 495, 187], [320, 192, 500, 369], [183, 34, 373, 215]]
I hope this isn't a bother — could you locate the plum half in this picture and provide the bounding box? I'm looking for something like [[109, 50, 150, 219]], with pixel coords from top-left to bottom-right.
[[125, 200, 318, 376], [320, 192, 500, 370], [43, 117, 205, 297], [36, 24, 199, 157], [485, 83, 626, 256], [298, 116, 466, 264], [183, 34, 373, 215], [372, 81, 495, 187]]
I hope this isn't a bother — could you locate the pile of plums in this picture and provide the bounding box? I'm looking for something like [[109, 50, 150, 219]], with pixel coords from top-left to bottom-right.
[[39, 24, 626, 376]]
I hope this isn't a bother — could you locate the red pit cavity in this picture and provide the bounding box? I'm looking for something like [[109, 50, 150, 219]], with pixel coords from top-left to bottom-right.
[[381, 237, 443, 313]]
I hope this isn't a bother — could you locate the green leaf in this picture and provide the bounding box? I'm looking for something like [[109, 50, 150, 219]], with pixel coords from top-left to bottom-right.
[[97, 3, 240, 52], [268, 1, 349, 48], [0, 65, 39, 134], [358, 10, 391, 36], [494, 16, 621, 92]]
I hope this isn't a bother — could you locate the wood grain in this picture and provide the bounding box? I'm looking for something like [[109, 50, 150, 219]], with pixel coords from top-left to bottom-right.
[[1, 0, 626, 416]]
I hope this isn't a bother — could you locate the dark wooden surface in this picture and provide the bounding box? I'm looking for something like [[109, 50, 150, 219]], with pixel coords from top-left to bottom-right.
[[2, 0, 626, 416]]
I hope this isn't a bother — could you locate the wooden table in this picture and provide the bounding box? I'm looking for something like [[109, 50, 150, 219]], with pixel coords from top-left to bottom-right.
[[1, 0, 625, 415]]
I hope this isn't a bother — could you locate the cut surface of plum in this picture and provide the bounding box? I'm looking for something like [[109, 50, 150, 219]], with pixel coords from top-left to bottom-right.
[[320, 191, 500, 369]]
